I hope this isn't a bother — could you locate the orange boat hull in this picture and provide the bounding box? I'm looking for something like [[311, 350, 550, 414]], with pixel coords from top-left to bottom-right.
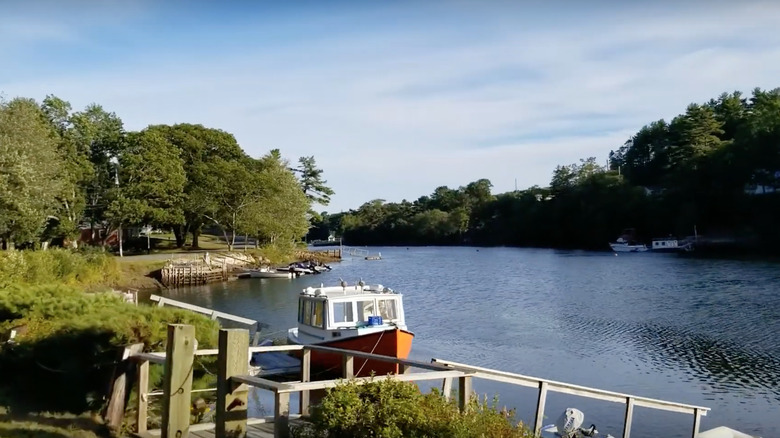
[[309, 328, 414, 377]]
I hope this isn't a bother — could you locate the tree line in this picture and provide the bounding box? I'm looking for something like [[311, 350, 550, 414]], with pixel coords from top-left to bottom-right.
[[0, 95, 333, 254], [309, 87, 780, 252]]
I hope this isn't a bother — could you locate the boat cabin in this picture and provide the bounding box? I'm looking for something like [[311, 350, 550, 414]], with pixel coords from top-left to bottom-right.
[[652, 237, 682, 250], [296, 284, 406, 333]]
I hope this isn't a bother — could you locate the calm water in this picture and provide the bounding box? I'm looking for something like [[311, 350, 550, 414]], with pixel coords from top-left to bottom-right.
[[159, 247, 780, 437]]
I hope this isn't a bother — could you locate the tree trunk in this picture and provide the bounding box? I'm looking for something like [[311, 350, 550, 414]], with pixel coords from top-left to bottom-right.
[[222, 228, 231, 252], [243, 233, 248, 252], [118, 226, 124, 257], [191, 226, 201, 249], [173, 225, 186, 248]]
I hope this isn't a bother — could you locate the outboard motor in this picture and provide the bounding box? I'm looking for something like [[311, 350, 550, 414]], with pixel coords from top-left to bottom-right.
[[542, 408, 613, 438]]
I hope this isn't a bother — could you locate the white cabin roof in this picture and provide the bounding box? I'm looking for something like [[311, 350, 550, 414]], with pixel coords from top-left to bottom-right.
[[301, 284, 399, 299]]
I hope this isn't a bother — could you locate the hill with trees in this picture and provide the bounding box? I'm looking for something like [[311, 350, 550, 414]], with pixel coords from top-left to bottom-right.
[[0, 94, 329, 254], [309, 87, 780, 253]]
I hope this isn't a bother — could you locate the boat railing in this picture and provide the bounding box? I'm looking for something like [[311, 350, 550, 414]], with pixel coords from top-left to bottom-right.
[[119, 324, 710, 438]]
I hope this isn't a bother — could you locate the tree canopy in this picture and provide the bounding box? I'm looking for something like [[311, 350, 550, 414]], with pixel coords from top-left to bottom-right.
[[312, 87, 780, 253], [0, 95, 330, 253]]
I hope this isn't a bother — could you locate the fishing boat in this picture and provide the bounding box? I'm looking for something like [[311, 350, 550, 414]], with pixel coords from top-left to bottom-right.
[[651, 236, 693, 253], [287, 281, 413, 377]]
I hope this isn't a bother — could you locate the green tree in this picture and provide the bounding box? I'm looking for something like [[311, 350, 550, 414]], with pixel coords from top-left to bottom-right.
[[40, 96, 93, 247], [145, 124, 246, 248], [69, 104, 125, 238], [239, 152, 310, 245], [0, 98, 63, 248], [107, 129, 186, 256], [296, 155, 334, 206]]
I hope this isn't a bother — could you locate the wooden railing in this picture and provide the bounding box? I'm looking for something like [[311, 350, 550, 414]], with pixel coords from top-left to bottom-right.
[[124, 324, 710, 438]]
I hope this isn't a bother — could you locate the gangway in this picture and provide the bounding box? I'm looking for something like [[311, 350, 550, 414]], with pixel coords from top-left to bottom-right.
[[341, 246, 369, 258]]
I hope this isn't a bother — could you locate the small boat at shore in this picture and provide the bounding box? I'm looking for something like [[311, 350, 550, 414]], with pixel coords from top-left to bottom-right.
[[287, 281, 413, 377], [246, 268, 293, 279]]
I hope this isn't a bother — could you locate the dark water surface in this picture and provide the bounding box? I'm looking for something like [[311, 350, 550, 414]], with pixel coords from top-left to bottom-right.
[[161, 247, 780, 437]]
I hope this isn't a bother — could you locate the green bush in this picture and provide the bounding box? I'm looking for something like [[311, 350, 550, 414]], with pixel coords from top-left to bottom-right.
[[292, 379, 533, 438], [0, 249, 120, 289], [0, 284, 219, 414]]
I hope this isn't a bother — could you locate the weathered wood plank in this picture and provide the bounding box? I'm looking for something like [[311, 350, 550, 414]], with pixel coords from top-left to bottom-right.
[[300, 349, 311, 416], [150, 295, 257, 325], [342, 355, 354, 379], [105, 343, 144, 434], [161, 324, 196, 438], [216, 329, 250, 438], [458, 376, 472, 412], [533, 381, 548, 436], [274, 392, 291, 438], [623, 397, 634, 438], [137, 360, 150, 433]]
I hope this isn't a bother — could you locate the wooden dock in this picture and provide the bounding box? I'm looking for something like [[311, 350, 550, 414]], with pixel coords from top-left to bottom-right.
[[109, 324, 712, 438], [134, 418, 308, 438]]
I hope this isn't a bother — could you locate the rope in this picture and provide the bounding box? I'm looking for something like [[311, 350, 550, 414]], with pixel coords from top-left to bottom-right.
[[355, 330, 385, 377]]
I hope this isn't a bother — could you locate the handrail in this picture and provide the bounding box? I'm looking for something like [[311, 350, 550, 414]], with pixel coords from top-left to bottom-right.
[[127, 326, 713, 438], [432, 358, 709, 415], [149, 294, 257, 326]]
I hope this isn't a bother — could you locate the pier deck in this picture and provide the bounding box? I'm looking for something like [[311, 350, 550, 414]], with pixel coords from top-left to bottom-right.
[[133, 418, 308, 438]]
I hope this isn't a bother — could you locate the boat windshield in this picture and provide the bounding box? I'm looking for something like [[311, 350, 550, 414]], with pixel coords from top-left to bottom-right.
[[299, 298, 325, 328], [357, 299, 375, 322]]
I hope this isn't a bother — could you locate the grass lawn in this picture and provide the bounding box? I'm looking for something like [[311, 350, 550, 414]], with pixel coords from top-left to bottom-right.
[[0, 408, 107, 438]]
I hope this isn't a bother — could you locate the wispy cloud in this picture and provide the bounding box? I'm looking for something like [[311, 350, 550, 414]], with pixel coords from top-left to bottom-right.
[[1, 1, 779, 210]]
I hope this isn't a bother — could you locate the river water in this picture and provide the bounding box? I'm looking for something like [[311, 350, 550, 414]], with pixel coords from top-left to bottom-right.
[[159, 247, 780, 437]]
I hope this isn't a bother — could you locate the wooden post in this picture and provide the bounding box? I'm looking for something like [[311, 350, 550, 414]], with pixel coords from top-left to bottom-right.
[[161, 324, 196, 438], [300, 348, 311, 416], [691, 408, 702, 438], [216, 329, 249, 438], [274, 392, 290, 438], [533, 381, 548, 436], [137, 360, 149, 434], [342, 355, 354, 378], [457, 376, 472, 412], [104, 343, 144, 434], [623, 397, 634, 438], [441, 377, 453, 401]]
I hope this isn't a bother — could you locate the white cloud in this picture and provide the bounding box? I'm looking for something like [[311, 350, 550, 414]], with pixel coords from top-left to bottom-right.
[[1, 1, 779, 210]]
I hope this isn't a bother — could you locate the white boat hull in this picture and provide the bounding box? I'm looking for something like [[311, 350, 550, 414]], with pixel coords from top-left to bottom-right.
[[249, 270, 293, 279], [609, 243, 648, 252]]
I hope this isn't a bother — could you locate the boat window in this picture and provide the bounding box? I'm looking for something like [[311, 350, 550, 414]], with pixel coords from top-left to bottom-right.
[[312, 301, 325, 328], [298, 300, 304, 323], [303, 300, 312, 325], [332, 302, 354, 323], [357, 300, 375, 321], [378, 299, 397, 320]]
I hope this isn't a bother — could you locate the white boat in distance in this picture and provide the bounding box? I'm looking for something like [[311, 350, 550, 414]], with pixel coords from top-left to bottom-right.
[[609, 237, 648, 252]]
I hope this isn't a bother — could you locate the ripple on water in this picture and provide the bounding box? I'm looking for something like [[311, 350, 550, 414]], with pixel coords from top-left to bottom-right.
[[171, 247, 780, 438]]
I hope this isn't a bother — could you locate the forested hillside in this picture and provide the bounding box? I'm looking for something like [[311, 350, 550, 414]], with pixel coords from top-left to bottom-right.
[[309, 88, 780, 252]]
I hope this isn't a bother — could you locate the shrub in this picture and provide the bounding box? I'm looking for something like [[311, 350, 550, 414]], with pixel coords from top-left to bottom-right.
[[0, 284, 219, 414], [0, 249, 120, 290], [292, 379, 534, 438]]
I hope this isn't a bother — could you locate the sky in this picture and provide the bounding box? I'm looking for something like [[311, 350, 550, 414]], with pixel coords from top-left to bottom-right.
[[2, 1, 780, 212]]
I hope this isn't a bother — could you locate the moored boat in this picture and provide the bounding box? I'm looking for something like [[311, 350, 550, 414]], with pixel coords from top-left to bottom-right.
[[248, 268, 293, 279], [651, 236, 693, 253], [609, 239, 649, 252], [287, 282, 413, 377]]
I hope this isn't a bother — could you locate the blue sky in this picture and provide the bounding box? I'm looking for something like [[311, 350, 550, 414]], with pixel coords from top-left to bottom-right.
[[2, 1, 780, 212]]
